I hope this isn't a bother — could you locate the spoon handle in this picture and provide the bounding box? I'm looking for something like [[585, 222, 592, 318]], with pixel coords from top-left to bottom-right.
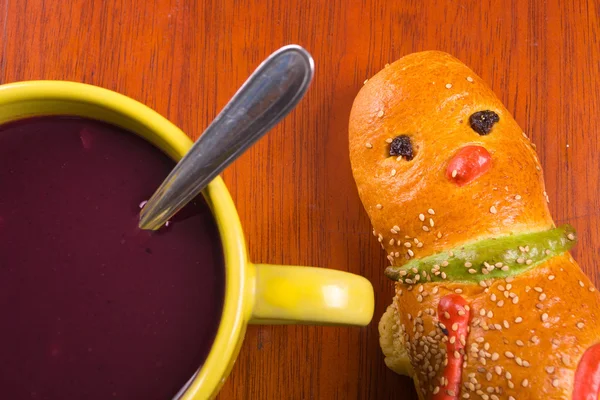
[[139, 45, 314, 230]]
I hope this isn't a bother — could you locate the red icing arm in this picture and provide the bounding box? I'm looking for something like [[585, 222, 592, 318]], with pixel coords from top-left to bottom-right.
[[446, 145, 492, 186], [433, 294, 470, 400], [573, 343, 600, 400]]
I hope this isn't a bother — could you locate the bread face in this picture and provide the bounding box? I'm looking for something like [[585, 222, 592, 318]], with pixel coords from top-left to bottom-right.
[[349, 51, 600, 399], [349, 51, 554, 267]]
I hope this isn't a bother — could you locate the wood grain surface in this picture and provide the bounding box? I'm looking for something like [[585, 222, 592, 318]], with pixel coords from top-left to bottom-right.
[[1, 0, 599, 399]]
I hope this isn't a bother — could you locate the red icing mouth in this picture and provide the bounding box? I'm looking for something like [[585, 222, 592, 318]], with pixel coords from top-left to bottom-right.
[[573, 343, 600, 400], [446, 145, 492, 186], [433, 294, 470, 400]]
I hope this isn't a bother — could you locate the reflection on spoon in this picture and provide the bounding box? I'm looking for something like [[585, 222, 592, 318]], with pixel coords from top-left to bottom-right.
[[139, 45, 315, 230]]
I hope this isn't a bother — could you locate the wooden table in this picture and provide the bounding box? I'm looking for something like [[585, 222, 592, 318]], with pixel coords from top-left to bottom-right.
[[2, 0, 598, 398]]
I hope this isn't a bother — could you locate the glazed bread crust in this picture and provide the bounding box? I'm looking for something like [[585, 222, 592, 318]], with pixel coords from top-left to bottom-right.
[[392, 254, 600, 399], [349, 51, 600, 399], [349, 51, 554, 267]]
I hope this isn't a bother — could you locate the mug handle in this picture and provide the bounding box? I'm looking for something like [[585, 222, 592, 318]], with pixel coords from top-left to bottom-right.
[[249, 264, 375, 326]]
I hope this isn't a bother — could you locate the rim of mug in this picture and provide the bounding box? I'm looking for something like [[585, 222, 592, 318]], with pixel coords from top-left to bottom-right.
[[0, 80, 249, 399]]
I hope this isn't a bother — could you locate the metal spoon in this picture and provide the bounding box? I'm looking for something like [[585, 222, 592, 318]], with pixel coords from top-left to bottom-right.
[[139, 45, 314, 230]]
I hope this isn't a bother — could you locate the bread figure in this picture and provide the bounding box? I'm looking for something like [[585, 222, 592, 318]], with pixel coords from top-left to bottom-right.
[[349, 51, 600, 400]]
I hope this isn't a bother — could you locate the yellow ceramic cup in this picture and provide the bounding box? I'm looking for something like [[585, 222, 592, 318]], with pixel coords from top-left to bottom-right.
[[0, 81, 375, 399]]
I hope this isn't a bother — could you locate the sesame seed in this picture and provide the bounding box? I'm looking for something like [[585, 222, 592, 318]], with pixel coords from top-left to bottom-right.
[[408, 249, 414, 257], [451, 323, 458, 331], [487, 311, 493, 318], [548, 275, 555, 280], [503, 320, 510, 328], [516, 357, 523, 366], [521, 379, 529, 387], [430, 218, 435, 227], [508, 381, 514, 389], [452, 169, 458, 178], [516, 258, 524, 264], [441, 260, 449, 267], [466, 76, 474, 82], [479, 309, 486, 316], [539, 293, 547, 301], [441, 272, 447, 279], [590, 287, 596, 292], [516, 339, 524, 346], [455, 289, 463, 294], [526, 259, 533, 265], [497, 300, 504, 307], [579, 280, 585, 287], [505, 351, 514, 359], [505, 371, 512, 379], [491, 353, 499, 361], [423, 225, 430, 232], [365, 142, 373, 149], [433, 387, 440, 394], [417, 242, 423, 248], [501, 266, 509, 271], [437, 232, 442, 238], [468, 269, 477, 274], [363, 79, 369, 85], [541, 313, 549, 322], [418, 213, 425, 222], [577, 322, 584, 329], [432, 287, 439, 294], [404, 242, 412, 248], [446, 83, 452, 89], [389, 239, 395, 246], [568, 233, 575, 241], [490, 206, 497, 214], [552, 379, 559, 388], [390, 169, 397, 176], [515, 317, 523, 323], [376, 204, 383, 209], [428, 208, 435, 215], [515, 195, 522, 200], [385, 138, 393, 144], [377, 110, 384, 118]]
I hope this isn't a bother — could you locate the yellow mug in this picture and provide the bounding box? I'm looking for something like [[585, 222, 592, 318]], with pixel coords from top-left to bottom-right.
[[0, 81, 375, 399]]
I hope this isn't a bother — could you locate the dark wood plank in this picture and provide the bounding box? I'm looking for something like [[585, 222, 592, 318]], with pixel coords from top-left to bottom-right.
[[1, 0, 598, 399]]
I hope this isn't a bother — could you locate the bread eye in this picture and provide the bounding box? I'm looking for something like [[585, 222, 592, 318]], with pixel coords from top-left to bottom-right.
[[469, 110, 499, 135], [389, 135, 414, 160]]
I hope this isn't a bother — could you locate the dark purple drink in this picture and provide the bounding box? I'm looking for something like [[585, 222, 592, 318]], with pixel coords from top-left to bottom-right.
[[0, 117, 225, 400]]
